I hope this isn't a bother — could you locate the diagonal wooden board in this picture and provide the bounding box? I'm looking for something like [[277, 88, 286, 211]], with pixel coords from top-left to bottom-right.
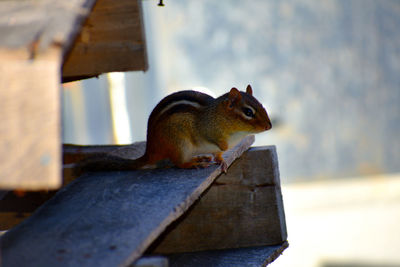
[[0, 136, 254, 267], [151, 146, 287, 254]]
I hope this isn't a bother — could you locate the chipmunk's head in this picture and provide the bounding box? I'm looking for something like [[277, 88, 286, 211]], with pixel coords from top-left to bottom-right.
[[223, 85, 272, 133]]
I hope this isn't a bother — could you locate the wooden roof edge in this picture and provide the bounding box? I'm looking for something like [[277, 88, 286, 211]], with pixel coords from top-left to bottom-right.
[[0, 0, 96, 58]]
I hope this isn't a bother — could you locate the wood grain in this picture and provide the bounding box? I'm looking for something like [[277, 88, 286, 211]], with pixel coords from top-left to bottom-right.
[[0, 0, 96, 55], [63, 142, 147, 184], [0, 48, 62, 190], [0, 0, 98, 190], [152, 146, 287, 253], [0, 136, 254, 267], [62, 0, 148, 81], [0, 0, 147, 189], [63, 142, 147, 164]]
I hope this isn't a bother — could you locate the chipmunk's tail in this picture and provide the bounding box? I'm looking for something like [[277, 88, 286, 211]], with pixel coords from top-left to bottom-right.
[[72, 153, 149, 176]]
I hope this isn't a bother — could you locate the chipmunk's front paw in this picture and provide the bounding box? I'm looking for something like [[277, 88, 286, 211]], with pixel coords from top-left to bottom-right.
[[213, 152, 227, 173], [219, 160, 228, 173], [193, 155, 213, 163]]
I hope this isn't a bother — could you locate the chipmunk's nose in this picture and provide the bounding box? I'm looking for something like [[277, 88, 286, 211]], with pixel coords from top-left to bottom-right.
[[263, 111, 272, 130], [265, 121, 272, 130]]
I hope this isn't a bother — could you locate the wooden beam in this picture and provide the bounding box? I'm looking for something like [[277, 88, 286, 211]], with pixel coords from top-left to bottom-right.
[[63, 142, 146, 164], [62, 0, 148, 82], [0, 136, 254, 267], [0, 48, 62, 190], [0, 0, 148, 188], [151, 146, 287, 253], [0, 0, 97, 190], [0, 0, 95, 54]]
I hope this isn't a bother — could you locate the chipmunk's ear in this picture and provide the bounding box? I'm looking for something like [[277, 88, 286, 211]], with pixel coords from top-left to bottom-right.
[[227, 87, 242, 109], [246, 84, 253, 95]]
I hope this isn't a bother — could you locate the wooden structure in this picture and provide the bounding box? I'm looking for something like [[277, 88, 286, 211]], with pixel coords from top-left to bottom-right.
[[1, 136, 288, 266], [0, 1, 288, 266], [0, 0, 147, 190]]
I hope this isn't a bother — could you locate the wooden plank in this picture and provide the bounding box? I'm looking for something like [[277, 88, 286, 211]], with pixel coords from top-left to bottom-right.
[[132, 256, 169, 267], [0, 143, 145, 230], [63, 142, 148, 185], [62, 0, 148, 82], [0, 0, 97, 190], [63, 142, 147, 164], [151, 146, 287, 253], [167, 241, 289, 267], [0, 0, 95, 55], [0, 0, 147, 82], [0, 136, 254, 267], [0, 48, 62, 190], [0, 0, 148, 189]]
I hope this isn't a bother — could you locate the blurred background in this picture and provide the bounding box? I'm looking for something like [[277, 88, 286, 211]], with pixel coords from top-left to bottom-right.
[[62, 1, 400, 266]]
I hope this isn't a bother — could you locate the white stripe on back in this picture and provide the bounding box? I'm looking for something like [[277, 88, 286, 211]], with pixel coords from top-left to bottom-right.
[[158, 100, 203, 117]]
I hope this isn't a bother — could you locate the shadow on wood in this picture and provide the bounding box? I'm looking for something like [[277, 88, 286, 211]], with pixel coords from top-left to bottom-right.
[[0, 136, 254, 267], [167, 241, 289, 267], [150, 146, 287, 254]]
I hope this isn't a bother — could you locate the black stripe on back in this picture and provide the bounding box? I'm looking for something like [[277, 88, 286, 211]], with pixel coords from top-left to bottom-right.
[[148, 90, 214, 127]]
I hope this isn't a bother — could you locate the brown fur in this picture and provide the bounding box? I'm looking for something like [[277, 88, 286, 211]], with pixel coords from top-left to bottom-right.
[[76, 85, 271, 173]]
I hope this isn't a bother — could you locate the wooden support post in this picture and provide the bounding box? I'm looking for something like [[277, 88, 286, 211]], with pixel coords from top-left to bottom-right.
[[0, 0, 147, 189], [0, 0, 98, 190], [151, 146, 287, 253], [0, 49, 62, 190]]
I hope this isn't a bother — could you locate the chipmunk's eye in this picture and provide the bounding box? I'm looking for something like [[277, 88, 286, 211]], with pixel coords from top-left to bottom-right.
[[242, 107, 255, 118]]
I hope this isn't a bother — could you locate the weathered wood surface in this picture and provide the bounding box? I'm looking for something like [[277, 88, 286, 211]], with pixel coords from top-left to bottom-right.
[[0, 0, 97, 190], [132, 256, 169, 267], [0, 143, 147, 230], [62, 0, 148, 82], [63, 142, 148, 185], [0, 136, 254, 267], [152, 146, 287, 253], [167, 241, 289, 267], [0, 0, 148, 189], [63, 142, 147, 164], [0, 0, 95, 55], [0, 48, 62, 190], [1, 142, 149, 230]]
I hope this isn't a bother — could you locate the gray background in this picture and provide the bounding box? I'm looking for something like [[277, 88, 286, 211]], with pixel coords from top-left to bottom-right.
[[63, 0, 400, 183]]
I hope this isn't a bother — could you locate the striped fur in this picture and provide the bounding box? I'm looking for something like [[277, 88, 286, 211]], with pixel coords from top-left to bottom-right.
[[147, 90, 214, 129]]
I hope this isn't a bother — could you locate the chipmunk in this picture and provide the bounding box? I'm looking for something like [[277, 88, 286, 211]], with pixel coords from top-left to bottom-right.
[[76, 85, 271, 173]]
